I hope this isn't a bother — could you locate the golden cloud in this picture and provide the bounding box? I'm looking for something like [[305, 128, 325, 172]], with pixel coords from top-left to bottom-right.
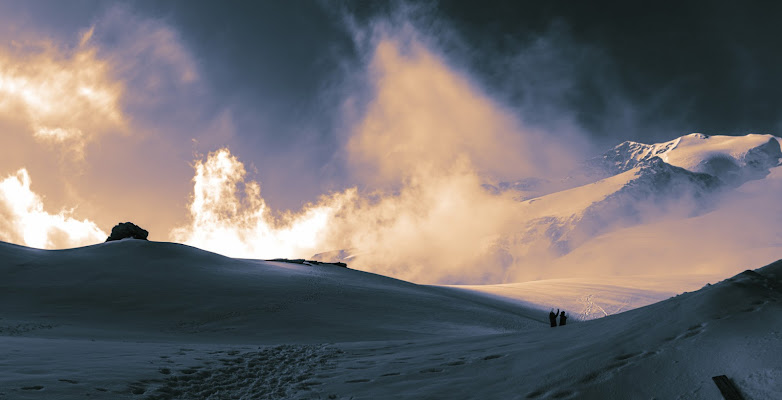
[[0, 33, 125, 159], [0, 5, 208, 249], [170, 149, 355, 259], [0, 169, 106, 248]]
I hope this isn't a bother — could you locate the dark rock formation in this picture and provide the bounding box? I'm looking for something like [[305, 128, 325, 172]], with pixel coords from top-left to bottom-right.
[[105, 222, 149, 242], [268, 258, 348, 268]]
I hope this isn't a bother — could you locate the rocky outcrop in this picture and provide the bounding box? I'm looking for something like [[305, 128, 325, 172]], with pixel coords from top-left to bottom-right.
[[105, 222, 149, 242]]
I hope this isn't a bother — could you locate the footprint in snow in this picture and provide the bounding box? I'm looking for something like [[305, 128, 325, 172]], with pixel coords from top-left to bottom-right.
[[742, 300, 768, 312], [614, 352, 642, 361], [127, 380, 150, 395], [579, 350, 654, 386], [679, 323, 705, 339], [641, 350, 659, 359]]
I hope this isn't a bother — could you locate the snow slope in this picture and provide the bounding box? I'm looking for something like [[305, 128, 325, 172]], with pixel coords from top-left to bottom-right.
[[520, 157, 721, 220], [0, 240, 538, 344], [535, 162, 782, 283], [491, 157, 722, 262], [1, 240, 780, 399]]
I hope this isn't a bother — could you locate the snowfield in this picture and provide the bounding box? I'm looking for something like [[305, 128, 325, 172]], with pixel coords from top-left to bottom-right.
[[1, 239, 780, 399]]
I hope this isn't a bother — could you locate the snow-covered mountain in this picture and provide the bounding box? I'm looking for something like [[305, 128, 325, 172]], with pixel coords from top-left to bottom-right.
[[585, 133, 781, 185], [492, 133, 781, 197], [1, 238, 780, 399], [481, 133, 782, 272]]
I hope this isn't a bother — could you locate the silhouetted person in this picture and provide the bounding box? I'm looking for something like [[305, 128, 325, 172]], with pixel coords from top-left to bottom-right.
[[559, 311, 567, 326], [549, 309, 559, 327]]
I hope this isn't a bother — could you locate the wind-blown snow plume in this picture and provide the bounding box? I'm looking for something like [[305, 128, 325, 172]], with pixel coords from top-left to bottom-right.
[[171, 146, 522, 283], [171, 149, 356, 259], [345, 30, 577, 186], [0, 169, 106, 248], [171, 25, 586, 283]]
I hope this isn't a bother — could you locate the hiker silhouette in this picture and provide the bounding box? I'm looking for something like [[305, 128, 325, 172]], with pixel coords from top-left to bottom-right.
[[559, 310, 568, 326], [549, 309, 559, 327]]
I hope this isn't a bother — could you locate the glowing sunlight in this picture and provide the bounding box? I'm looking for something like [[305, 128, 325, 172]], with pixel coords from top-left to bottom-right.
[[0, 169, 106, 248]]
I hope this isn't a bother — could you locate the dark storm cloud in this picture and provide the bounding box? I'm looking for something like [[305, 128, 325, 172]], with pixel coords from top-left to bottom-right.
[[0, 0, 106, 38], [130, 0, 361, 210], [18, 0, 770, 155], [429, 1, 782, 144]]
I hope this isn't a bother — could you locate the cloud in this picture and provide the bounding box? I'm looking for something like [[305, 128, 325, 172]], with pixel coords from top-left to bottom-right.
[[171, 149, 354, 259], [89, 5, 200, 109], [0, 4, 220, 244], [347, 32, 577, 186], [0, 32, 125, 159], [0, 169, 106, 249]]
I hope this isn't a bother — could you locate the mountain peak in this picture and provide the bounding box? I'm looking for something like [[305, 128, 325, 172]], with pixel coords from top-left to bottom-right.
[[588, 133, 781, 186]]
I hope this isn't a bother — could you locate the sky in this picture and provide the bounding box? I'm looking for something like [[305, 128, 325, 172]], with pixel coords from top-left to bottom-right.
[[1, 1, 780, 282]]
